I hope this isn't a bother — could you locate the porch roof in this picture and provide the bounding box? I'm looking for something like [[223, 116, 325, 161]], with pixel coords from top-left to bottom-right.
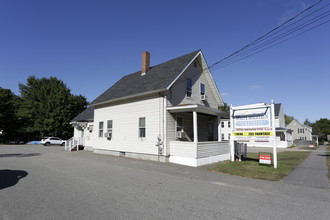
[[167, 104, 229, 117]]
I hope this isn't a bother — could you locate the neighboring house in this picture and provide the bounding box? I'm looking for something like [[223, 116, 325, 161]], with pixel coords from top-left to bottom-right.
[[219, 119, 231, 141], [286, 118, 313, 141], [70, 50, 230, 167]]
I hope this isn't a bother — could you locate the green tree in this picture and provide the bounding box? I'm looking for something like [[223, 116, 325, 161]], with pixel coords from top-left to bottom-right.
[[285, 114, 294, 125], [312, 118, 330, 141], [219, 102, 230, 112], [303, 118, 313, 127], [18, 76, 88, 140], [0, 87, 19, 142]]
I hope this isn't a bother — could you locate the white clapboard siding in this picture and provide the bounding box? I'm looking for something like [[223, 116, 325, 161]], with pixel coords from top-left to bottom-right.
[[197, 142, 230, 158], [169, 141, 197, 158], [93, 95, 163, 155], [168, 58, 220, 109]]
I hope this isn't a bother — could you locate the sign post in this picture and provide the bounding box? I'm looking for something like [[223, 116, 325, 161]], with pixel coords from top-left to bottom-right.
[[271, 101, 277, 168]]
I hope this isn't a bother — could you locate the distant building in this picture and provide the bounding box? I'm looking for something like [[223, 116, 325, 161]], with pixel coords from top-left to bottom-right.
[[286, 118, 313, 141]]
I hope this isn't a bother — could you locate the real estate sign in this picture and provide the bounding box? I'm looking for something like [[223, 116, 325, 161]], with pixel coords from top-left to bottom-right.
[[230, 102, 277, 168], [231, 103, 274, 142]]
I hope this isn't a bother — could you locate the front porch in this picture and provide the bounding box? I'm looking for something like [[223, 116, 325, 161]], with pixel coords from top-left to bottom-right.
[[167, 104, 230, 167]]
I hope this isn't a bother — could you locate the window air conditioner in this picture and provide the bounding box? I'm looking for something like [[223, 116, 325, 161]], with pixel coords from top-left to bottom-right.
[[104, 132, 112, 139], [177, 131, 185, 138], [201, 95, 207, 101]]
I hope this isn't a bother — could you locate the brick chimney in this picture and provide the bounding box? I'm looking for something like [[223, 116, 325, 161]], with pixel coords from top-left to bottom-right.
[[141, 51, 150, 76]]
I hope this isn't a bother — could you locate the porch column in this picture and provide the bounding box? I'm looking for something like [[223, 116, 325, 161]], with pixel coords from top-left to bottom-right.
[[217, 116, 221, 141], [193, 111, 198, 143]]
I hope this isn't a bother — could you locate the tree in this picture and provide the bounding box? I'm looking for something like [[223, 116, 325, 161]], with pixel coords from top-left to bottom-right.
[[303, 118, 313, 127], [0, 87, 19, 142], [18, 76, 88, 140], [285, 114, 294, 125], [312, 118, 330, 142], [219, 102, 230, 112]]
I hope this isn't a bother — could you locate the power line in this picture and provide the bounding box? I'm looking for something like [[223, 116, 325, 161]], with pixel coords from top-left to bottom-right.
[[215, 11, 330, 68], [213, 19, 330, 70], [207, 0, 328, 70]]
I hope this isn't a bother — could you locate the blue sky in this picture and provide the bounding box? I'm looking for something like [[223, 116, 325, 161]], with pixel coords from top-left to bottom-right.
[[0, 0, 329, 123]]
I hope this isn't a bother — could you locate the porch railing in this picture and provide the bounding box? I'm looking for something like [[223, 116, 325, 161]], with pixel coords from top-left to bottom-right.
[[170, 141, 230, 159], [65, 137, 84, 151]]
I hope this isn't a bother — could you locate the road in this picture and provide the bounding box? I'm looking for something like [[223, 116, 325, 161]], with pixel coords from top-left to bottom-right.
[[0, 144, 329, 220]]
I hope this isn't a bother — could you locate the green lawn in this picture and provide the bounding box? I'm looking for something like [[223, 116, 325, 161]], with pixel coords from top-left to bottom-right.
[[208, 151, 311, 181]]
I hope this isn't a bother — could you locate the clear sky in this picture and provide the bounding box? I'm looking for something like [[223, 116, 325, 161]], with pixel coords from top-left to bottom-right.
[[0, 0, 329, 123]]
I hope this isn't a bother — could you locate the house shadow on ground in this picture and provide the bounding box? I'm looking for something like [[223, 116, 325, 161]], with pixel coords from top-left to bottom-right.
[[0, 170, 28, 190]]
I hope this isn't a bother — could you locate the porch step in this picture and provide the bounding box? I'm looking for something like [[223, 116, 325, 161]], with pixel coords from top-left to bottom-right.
[[71, 145, 85, 151]]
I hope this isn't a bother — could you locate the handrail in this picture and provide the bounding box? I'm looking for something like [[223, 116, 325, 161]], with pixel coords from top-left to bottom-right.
[[65, 137, 84, 151]]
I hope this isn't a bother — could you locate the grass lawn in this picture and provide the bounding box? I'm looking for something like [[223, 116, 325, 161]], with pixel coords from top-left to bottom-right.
[[208, 151, 311, 181]]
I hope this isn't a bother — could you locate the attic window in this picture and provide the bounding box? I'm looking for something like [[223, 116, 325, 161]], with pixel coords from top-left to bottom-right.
[[200, 83, 205, 95], [193, 61, 197, 67], [186, 79, 192, 97]]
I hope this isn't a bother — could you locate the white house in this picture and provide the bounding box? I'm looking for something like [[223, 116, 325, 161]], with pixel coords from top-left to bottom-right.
[[70, 50, 230, 167], [219, 119, 231, 141], [286, 118, 313, 141]]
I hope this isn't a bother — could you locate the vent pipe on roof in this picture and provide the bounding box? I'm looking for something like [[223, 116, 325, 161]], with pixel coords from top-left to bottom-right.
[[141, 51, 150, 76]]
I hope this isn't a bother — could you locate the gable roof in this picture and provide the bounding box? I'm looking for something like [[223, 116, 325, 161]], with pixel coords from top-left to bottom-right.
[[71, 106, 94, 122], [90, 50, 201, 106]]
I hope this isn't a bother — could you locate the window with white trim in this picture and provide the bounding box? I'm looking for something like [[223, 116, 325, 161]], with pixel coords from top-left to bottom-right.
[[200, 83, 205, 96], [186, 79, 192, 97], [221, 121, 224, 128], [228, 122, 231, 128], [176, 117, 183, 132], [99, 121, 104, 138], [107, 120, 113, 138], [139, 117, 146, 138]]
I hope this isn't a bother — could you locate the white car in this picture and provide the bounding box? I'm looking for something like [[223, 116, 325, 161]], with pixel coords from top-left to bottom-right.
[[41, 137, 66, 146]]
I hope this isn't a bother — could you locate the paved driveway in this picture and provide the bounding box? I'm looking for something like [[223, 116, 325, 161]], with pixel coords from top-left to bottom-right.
[[0, 144, 329, 220]]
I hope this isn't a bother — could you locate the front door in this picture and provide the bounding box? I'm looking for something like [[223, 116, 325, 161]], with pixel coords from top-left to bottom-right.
[[208, 120, 213, 141]]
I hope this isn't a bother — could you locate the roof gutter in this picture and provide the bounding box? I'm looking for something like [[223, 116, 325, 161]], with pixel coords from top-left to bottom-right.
[[90, 88, 167, 107]]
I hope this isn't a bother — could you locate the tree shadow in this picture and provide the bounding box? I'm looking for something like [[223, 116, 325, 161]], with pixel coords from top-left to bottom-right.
[[316, 154, 330, 157], [0, 169, 28, 190], [0, 153, 40, 158]]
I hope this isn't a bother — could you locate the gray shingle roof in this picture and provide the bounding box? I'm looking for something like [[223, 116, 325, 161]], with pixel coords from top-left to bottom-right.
[[90, 50, 200, 105], [71, 106, 94, 122]]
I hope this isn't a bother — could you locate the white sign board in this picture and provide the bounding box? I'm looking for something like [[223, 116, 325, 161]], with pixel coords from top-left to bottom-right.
[[231, 104, 274, 142]]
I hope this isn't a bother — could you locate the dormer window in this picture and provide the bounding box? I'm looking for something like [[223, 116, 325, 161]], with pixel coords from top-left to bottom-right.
[[186, 79, 192, 97]]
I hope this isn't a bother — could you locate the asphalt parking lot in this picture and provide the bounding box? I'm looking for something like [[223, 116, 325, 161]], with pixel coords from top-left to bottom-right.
[[1, 144, 329, 220]]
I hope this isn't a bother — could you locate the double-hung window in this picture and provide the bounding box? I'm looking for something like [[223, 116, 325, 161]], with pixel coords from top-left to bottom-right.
[[107, 120, 113, 139], [176, 117, 183, 132], [139, 117, 146, 138], [186, 79, 192, 97], [99, 121, 104, 138]]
